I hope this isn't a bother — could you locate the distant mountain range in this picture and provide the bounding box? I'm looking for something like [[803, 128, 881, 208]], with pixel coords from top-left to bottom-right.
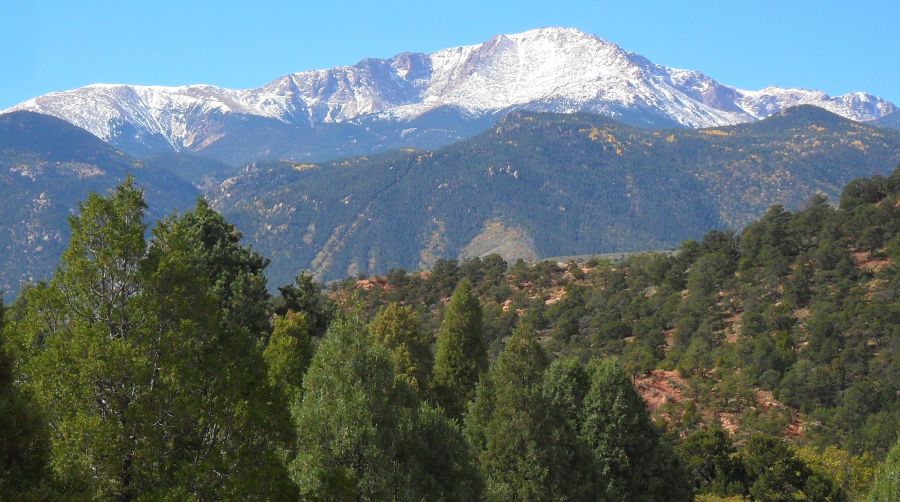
[[4, 28, 896, 166], [2, 105, 899, 298], [208, 106, 900, 286], [0, 112, 198, 298], [2, 27, 899, 298]]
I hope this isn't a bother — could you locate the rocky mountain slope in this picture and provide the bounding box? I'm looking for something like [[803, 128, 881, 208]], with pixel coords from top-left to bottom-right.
[[5, 28, 895, 166], [208, 106, 900, 286], [0, 111, 199, 299], [873, 109, 900, 129]]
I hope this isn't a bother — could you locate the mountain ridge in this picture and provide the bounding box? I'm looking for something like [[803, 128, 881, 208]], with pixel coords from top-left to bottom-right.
[[0, 111, 199, 299], [208, 105, 900, 286], [5, 27, 895, 165]]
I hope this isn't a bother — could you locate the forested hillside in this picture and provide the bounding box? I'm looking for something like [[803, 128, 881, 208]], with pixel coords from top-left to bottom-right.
[[3, 106, 899, 301], [336, 162, 900, 450], [0, 111, 199, 299], [874, 110, 900, 130], [212, 106, 900, 286], [1, 167, 898, 500]]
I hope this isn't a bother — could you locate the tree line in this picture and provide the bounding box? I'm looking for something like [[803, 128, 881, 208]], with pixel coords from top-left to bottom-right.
[[2, 168, 900, 500]]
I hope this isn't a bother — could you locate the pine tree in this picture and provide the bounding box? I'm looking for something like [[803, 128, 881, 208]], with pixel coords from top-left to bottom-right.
[[740, 434, 842, 502], [276, 271, 334, 337], [542, 357, 590, 432], [580, 358, 692, 501], [263, 311, 314, 404], [867, 439, 900, 502], [12, 181, 295, 500], [290, 318, 404, 499], [161, 198, 272, 338], [0, 302, 53, 501], [676, 427, 747, 496], [433, 279, 487, 418], [370, 302, 432, 393], [396, 402, 483, 501], [466, 323, 592, 500], [292, 317, 478, 500]]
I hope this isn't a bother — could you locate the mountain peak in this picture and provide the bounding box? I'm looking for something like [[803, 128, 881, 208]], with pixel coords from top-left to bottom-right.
[[504, 26, 609, 42], [4, 28, 895, 160]]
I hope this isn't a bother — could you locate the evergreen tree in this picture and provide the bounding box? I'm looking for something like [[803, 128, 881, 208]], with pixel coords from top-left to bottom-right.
[[433, 278, 487, 418], [542, 357, 590, 431], [370, 302, 432, 393], [12, 181, 295, 500], [263, 311, 314, 404], [676, 427, 747, 496], [291, 318, 405, 499], [396, 402, 483, 501], [0, 302, 53, 501], [292, 317, 478, 501], [276, 271, 335, 338], [162, 198, 272, 338], [866, 439, 900, 502], [740, 434, 842, 502], [580, 358, 692, 501], [466, 323, 592, 501], [147, 196, 296, 499]]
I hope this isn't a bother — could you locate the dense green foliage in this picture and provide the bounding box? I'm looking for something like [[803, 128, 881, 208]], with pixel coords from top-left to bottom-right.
[[866, 440, 900, 501], [0, 300, 53, 500], [290, 317, 480, 500], [433, 279, 488, 418], [4, 181, 293, 499], [370, 302, 432, 393], [2, 164, 897, 499], [264, 312, 314, 403], [466, 323, 590, 500]]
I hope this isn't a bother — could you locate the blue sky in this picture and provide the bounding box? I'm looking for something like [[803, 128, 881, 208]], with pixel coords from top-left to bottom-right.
[[1, 0, 897, 108]]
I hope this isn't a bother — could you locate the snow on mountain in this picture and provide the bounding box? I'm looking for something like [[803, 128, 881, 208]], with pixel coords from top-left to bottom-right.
[[5, 27, 896, 154], [737, 87, 894, 122]]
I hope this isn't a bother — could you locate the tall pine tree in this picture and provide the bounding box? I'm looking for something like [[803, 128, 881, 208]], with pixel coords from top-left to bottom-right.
[[0, 300, 53, 501], [433, 279, 487, 418], [580, 358, 692, 501], [291, 317, 479, 501], [466, 323, 593, 501], [370, 302, 432, 394]]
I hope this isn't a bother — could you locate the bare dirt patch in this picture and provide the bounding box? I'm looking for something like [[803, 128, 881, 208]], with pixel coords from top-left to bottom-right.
[[635, 369, 687, 412], [852, 250, 892, 272]]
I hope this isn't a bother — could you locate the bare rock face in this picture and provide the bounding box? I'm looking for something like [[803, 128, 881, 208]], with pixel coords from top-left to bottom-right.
[[460, 220, 537, 263]]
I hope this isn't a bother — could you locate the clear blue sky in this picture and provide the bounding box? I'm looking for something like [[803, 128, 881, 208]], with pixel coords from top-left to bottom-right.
[[2, 0, 898, 109]]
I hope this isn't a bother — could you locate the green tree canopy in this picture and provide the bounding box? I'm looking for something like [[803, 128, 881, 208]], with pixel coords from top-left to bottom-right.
[[370, 302, 432, 393], [275, 271, 335, 338], [466, 323, 593, 500], [263, 311, 314, 405], [580, 358, 692, 501], [740, 434, 842, 502], [10, 181, 294, 500], [433, 278, 487, 418], [676, 427, 747, 496], [0, 302, 53, 501], [292, 317, 479, 501], [867, 439, 900, 502]]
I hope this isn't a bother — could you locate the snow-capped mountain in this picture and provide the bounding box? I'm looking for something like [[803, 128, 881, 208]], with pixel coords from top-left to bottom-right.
[[5, 27, 895, 164]]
